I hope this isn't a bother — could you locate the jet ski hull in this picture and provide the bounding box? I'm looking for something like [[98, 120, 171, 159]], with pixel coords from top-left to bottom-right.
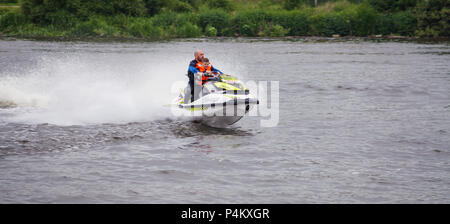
[[172, 74, 258, 128], [181, 100, 257, 128]]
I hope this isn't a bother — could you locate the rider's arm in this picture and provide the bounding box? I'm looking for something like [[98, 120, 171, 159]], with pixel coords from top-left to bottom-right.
[[189, 65, 199, 74], [211, 66, 222, 74]]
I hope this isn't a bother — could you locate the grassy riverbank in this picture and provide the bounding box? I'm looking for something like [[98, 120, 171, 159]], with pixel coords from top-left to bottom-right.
[[0, 0, 448, 40]]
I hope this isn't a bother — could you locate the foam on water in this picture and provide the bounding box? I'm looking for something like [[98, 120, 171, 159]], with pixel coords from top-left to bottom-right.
[[0, 53, 187, 125]]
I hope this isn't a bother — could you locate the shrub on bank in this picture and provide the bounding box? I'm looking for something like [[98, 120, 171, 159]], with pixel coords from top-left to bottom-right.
[[126, 17, 163, 39], [41, 9, 79, 29], [175, 22, 202, 38], [205, 25, 217, 36], [414, 0, 449, 37], [151, 11, 199, 28], [21, 0, 147, 23], [198, 8, 230, 36], [351, 3, 380, 36], [392, 10, 417, 36], [367, 0, 419, 12], [232, 9, 269, 36], [269, 9, 311, 36], [0, 8, 11, 15], [262, 24, 289, 37], [309, 12, 350, 36], [375, 13, 394, 35], [206, 0, 235, 12], [70, 16, 120, 37], [0, 10, 26, 31]]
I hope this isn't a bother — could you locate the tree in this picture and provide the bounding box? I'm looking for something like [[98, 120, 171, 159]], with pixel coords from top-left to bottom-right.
[[21, 0, 147, 24], [415, 0, 450, 37]]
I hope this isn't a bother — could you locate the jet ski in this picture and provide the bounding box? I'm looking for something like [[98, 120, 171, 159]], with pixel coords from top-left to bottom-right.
[[172, 72, 259, 128]]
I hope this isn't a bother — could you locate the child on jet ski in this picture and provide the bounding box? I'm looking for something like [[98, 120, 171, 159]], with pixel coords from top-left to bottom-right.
[[196, 58, 221, 85]]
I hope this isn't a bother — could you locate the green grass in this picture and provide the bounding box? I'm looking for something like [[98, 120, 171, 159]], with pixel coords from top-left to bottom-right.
[[0, 0, 446, 40]]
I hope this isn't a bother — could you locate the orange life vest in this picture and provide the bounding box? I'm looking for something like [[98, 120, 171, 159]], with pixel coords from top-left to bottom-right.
[[195, 62, 212, 85]]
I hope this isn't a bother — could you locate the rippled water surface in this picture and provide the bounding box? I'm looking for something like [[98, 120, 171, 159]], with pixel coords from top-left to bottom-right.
[[1, 38, 449, 203]]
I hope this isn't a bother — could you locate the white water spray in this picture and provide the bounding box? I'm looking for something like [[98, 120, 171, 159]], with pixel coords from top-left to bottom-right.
[[0, 53, 188, 125]]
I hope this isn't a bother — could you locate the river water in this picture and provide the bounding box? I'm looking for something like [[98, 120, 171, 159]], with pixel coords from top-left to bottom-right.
[[0, 38, 449, 203]]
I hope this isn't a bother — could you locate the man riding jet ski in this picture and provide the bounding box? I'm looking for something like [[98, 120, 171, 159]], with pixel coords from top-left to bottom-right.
[[173, 50, 259, 128], [185, 50, 223, 103]]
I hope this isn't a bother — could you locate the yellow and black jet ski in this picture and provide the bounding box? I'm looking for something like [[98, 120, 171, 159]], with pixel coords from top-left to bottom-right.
[[172, 73, 259, 128]]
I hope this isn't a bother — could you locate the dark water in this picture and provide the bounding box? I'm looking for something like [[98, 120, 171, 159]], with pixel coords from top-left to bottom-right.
[[0, 38, 449, 203]]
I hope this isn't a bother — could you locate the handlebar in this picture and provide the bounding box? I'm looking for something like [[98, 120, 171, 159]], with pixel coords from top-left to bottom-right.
[[206, 77, 221, 82], [196, 72, 221, 77], [195, 72, 223, 82]]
